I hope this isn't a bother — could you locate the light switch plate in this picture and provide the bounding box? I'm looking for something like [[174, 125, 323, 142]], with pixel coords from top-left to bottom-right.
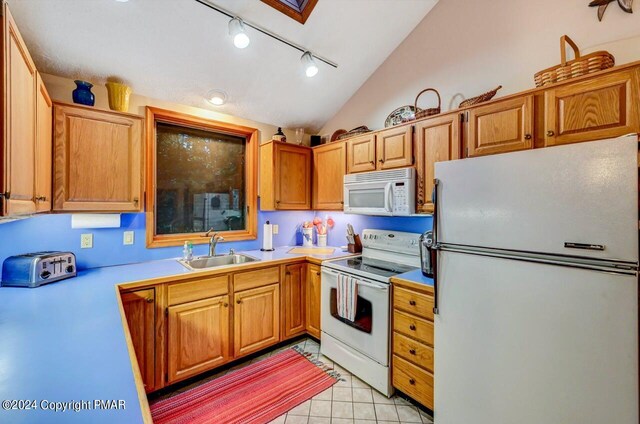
[[123, 231, 134, 245], [273, 224, 279, 235], [81, 233, 93, 249]]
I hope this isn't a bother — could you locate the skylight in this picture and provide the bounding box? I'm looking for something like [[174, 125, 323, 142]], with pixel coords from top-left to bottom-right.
[[261, 0, 318, 24]]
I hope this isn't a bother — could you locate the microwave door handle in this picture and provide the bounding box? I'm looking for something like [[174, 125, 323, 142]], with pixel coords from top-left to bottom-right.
[[385, 183, 393, 213]]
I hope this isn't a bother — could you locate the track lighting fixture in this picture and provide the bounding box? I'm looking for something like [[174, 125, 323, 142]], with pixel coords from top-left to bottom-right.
[[301, 52, 319, 78], [228, 17, 250, 49]]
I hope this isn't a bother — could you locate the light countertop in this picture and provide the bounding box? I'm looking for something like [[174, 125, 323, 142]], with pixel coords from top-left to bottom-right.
[[393, 268, 434, 290], [0, 246, 351, 424]]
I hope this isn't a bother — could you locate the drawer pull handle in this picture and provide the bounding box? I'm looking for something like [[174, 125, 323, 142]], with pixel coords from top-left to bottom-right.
[[409, 378, 416, 385], [409, 349, 416, 355], [409, 300, 416, 306], [546, 130, 555, 137], [409, 324, 416, 331]]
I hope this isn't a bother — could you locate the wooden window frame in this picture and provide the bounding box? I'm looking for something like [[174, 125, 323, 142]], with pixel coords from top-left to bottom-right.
[[145, 107, 259, 248], [260, 0, 318, 24]]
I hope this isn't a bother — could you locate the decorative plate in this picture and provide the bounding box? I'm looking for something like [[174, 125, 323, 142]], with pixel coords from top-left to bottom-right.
[[384, 105, 422, 127]]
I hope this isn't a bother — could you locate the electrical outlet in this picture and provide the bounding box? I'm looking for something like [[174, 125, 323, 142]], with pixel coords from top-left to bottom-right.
[[123, 231, 134, 245], [272, 224, 279, 235], [80, 233, 93, 249]]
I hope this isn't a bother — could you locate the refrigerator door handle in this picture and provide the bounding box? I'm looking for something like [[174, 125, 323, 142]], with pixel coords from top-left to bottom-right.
[[564, 242, 605, 251], [432, 178, 440, 315]]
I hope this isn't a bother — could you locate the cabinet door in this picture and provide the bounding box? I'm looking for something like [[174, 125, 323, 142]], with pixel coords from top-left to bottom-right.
[[283, 263, 306, 338], [545, 68, 640, 146], [2, 4, 37, 216], [306, 264, 322, 339], [35, 73, 52, 213], [234, 284, 280, 357], [167, 295, 230, 383], [376, 125, 413, 169], [274, 143, 311, 209], [53, 104, 143, 212], [121, 288, 156, 392], [467, 95, 534, 157], [346, 133, 376, 173], [312, 142, 345, 210], [415, 114, 461, 213]]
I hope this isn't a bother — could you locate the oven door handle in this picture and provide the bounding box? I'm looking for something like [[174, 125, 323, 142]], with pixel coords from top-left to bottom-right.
[[322, 268, 389, 291]]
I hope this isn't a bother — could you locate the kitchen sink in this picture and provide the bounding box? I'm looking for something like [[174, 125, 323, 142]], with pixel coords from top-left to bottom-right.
[[178, 254, 260, 271]]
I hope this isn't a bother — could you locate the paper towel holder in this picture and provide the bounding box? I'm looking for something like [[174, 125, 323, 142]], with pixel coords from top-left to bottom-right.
[[261, 220, 275, 252]]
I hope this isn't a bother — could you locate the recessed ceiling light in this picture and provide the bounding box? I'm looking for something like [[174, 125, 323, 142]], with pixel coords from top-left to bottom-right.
[[206, 90, 228, 106], [301, 52, 318, 78], [228, 17, 250, 49]]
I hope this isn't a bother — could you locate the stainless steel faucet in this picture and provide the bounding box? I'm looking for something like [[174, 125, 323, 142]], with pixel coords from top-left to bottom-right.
[[204, 228, 224, 256]]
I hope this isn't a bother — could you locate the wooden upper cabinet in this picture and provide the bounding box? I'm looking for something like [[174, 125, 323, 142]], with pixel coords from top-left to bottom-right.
[[260, 141, 311, 210], [167, 295, 230, 383], [415, 114, 461, 213], [121, 288, 156, 392], [312, 142, 345, 210], [376, 125, 413, 169], [35, 73, 52, 213], [234, 283, 280, 357], [346, 133, 376, 173], [467, 95, 534, 158], [544, 68, 640, 146], [282, 263, 306, 338], [53, 103, 144, 212], [1, 3, 37, 216], [306, 264, 322, 339]]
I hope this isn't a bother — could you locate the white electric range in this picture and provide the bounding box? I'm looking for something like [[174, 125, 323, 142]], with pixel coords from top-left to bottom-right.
[[320, 229, 421, 396]]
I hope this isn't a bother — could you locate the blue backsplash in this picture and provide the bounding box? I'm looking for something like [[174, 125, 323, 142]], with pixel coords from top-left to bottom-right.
[[0, 211, 432, 270]]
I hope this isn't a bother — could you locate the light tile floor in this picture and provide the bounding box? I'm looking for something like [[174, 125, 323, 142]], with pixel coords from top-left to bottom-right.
[[152, 338, 434, 424]]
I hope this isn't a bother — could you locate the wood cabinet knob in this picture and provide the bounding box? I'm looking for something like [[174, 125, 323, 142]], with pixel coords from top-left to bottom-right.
[[223, 302, 229, 307], [133, 197, 139, 206], [546, 130, 555, 137], [409, 324, 417, 331], [35, 195, 47, 202], [409, 378, 416, 385], [146, 298, 153, 303], [286, 271, 291, 275], [409, 300, 416, 306], [417, 199, 424, 205], [409, 349, 416, 355], [316, 272, 321, 276], [236, 299, 242, 304], [379, 159, 385, 163], [524, 134, 532, 140], [369, 160, 375, 165]]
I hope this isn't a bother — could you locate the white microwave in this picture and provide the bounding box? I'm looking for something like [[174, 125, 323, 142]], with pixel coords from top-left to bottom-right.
[[343, 168, 415, 216]]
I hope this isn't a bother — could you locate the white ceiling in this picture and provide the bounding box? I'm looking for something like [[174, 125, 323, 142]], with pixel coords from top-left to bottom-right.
[[11, 0, 437, 133]]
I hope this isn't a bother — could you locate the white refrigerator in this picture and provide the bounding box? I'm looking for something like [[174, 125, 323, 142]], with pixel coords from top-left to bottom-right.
[[430, 135, 639, 423]]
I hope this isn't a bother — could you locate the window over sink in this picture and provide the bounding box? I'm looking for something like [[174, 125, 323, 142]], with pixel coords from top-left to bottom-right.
[[145, 107, 258, 247]]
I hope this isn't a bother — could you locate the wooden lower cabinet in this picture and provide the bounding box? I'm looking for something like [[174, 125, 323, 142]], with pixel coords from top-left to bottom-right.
[[121, 288, 156, 392], [167, 295, 230, 383], [392, 279, 435, 410], [283, 263, 306, 338], [306, 264, 322, 339], [234, 283, 280, 357]]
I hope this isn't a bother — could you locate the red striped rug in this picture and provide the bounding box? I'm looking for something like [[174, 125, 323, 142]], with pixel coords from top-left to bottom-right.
[[150, 348, 340, 424]]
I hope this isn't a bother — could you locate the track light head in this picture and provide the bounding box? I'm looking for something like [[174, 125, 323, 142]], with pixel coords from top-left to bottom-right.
[[301, 52, 318, 78], [228, 17, 250, 49]]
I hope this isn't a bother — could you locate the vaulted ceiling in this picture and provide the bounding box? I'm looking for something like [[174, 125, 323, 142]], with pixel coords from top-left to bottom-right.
[[11, 0, 438, 133]]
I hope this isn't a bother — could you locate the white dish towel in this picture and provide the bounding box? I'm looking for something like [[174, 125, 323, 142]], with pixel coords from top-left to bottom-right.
[[337, 274, 358, 322]]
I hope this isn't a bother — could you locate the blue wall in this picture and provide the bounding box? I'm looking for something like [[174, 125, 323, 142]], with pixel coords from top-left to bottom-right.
[[0, 211, 431, 270]]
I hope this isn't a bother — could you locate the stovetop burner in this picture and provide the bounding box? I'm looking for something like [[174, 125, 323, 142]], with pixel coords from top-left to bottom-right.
[[325, 256, 417, 280]]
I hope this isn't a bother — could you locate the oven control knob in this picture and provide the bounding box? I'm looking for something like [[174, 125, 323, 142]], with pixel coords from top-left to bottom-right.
[[66, 265, 75, 273]]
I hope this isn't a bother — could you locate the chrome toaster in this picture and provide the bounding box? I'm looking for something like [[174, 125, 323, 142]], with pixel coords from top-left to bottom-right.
[[1, 251, 77, 288]]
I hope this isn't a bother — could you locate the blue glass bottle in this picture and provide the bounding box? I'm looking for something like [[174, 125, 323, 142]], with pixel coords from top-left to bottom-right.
[[72, 80, 95, 106]]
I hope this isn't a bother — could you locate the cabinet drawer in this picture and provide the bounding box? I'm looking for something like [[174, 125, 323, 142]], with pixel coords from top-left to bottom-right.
[[393, 331, 434, 372], [168, 275, 229, 306], [393, 310, 434, 345], [233, 266, 280, 292], [393, 355, 433, 409], [394, 286, 434, 320]]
